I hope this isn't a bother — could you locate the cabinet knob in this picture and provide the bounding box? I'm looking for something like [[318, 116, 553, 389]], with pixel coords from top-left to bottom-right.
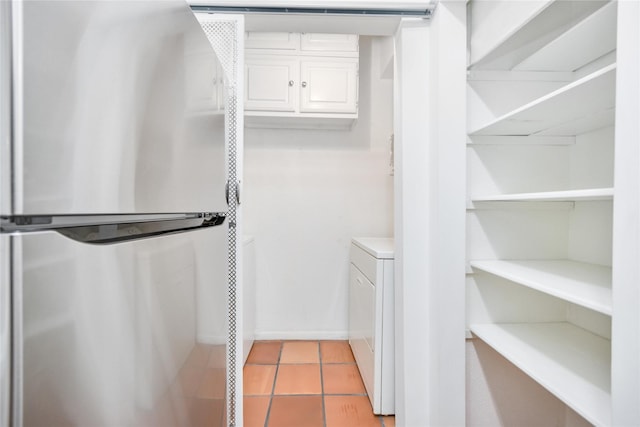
[[289, 80, 294, 87], [301, 81, 307, 88]]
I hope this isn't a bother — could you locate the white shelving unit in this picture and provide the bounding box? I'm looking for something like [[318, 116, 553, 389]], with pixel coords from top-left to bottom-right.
[[471, 322, 612, 427], [465, 1, 627, 425]]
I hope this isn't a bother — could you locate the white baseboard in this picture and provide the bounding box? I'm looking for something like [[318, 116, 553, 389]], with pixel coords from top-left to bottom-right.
[[254, 330, 349, 341], [198, 331, 350, 344]]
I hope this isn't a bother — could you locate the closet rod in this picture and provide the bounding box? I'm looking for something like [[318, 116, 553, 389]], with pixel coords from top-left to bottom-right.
[[190, 5, 434, 17]]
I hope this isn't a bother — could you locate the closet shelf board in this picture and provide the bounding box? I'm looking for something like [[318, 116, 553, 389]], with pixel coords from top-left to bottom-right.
[[469, 1, 608, 70], [472, 188, 614, 203], [471, 322, 611, 427], [469, 64, 616, 136], [467, 135, 576, 146], [513, 2, 617, 72], [470, 259, 612, 315], [469, 0, 553, 67]]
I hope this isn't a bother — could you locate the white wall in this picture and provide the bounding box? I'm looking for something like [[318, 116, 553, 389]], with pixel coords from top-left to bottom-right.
[[243, 36, 394, 339], [466, 339, 592, 427]]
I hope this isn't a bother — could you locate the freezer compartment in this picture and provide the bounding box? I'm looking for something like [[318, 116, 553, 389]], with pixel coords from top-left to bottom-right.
[[16, 230, 227, 427], [13, 0, 227, 215]]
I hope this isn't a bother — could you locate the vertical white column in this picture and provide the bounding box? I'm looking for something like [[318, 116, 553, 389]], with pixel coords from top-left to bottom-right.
[[612, 1, 640, 425], [426, 3, 467, 425], [394, 18, 432, 427], [393, 2, 466, 426]]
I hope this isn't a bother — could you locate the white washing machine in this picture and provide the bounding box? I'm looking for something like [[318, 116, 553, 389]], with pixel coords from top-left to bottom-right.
[[349, 237, 395, 415]]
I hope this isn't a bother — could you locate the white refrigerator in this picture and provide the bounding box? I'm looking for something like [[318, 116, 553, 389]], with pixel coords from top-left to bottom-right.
[[0, 1, 230, 426]]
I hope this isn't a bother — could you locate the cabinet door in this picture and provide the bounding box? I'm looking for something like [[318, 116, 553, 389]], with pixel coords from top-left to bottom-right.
[[301, 33, 358, 53], [300, 58, 358, 114], [245, 57, 299, 112]]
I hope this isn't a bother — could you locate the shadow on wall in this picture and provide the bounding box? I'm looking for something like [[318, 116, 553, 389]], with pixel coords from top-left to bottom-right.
[[467, 339, 592, 427]]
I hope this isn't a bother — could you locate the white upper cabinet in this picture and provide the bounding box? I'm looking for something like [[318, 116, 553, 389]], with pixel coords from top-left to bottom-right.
[[244, 32, 359, 128], [299, 58, 358, 114], [245, 57, 298, 112]]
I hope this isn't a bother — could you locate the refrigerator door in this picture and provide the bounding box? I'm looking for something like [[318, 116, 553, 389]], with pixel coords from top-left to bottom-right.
[[15, 229, 228, 427], [12, 0, 226, 215], [1, 1, 233, 426]]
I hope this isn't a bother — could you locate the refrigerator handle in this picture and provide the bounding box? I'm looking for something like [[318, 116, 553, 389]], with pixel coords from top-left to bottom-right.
[[226, 180, 240, 205], [0, 212, 226, 245]]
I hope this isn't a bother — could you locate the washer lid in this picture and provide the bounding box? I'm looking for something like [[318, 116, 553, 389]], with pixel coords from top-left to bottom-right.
[[352, 237, 394, 259]]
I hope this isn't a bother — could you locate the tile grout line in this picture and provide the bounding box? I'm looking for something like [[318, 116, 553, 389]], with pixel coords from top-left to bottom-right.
[[249, 363, 355, 367], [247, 361, 356, 366], [262, 341, 283, 427], [318, 341, 327, 427], [319, 393, 369, 397], [253, 392, 323, 397]]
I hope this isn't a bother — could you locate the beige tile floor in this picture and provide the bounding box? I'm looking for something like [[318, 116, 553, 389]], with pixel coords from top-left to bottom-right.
[[244, 340, 395, 427]]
